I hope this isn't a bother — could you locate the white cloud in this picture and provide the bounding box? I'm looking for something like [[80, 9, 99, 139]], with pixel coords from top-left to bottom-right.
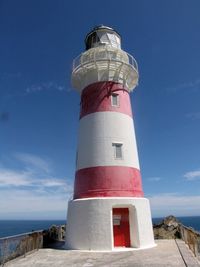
[[40, 179, 67, 187], [0, 169, 32, 187], [26, 81, 67, 94], [186, 112, 200, 120], [0, 188, 70, 213], [0, 153, 73, 219], [149, 193, 200, 217], [14, 152, 51, 173], [167, 78, 200, 92], [0, 167, 73, 192], [183, 170, 200, 181], [0, 180, 72, 219], [147, 177, 162, 182], [0, 72, 21, 80]]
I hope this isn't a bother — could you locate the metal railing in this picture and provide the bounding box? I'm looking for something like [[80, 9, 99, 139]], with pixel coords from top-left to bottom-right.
[[0, 231, 43, 265], [72, 47, 138, 73]]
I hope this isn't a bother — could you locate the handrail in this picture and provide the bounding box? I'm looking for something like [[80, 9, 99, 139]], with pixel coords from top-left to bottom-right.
[[72, 48, 138, 73]]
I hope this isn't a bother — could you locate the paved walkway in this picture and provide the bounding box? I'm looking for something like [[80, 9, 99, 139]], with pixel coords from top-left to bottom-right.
[[4, 240, 200, 267]]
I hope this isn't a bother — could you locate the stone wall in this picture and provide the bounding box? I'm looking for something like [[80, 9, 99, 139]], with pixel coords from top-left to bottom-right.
[[0, 231, 43, 265], [0, 225, 65, 264], [179, 224, 200, 261]]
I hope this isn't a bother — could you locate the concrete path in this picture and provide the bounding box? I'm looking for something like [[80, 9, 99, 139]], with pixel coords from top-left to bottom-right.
[[4, 240, 200, 267]]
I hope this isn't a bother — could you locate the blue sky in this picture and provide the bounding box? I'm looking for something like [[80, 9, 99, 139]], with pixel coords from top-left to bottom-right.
[[0, 0, 200, 219]]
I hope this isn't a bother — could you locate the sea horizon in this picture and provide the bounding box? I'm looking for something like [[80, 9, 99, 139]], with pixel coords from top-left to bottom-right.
[[0, 216, 200, 238], [1, 215, 200, 220]]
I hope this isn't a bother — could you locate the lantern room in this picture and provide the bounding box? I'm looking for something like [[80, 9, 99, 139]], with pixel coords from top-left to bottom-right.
[[85, 25, 121, 50]]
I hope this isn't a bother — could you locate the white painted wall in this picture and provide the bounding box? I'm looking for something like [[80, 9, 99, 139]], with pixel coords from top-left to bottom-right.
[[66, 197, 155, 251], [129, 206, 140, 248], [77, 112, 140, 170]]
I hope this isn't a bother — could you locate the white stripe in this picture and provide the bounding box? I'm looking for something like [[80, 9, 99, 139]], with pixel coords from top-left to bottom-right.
[[76, 112, 140, 170]]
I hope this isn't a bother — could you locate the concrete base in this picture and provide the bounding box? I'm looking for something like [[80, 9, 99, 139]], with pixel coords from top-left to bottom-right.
[[66, 197, 155, 251]]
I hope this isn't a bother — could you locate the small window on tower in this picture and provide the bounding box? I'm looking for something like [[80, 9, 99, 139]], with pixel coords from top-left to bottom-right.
[[111, 93, 119, 107], [112, 143, 123, 159]]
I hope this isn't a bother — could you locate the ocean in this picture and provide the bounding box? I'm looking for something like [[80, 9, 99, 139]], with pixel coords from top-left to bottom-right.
[[0, 217, 200, 238], [0, 220, 66, 238]]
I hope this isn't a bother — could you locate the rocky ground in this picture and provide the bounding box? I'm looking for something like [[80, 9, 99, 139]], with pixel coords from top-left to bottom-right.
[[153, 215, 182, 239]]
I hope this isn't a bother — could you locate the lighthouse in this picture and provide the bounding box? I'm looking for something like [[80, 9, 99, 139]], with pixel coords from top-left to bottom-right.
[[66, 26, 155, 251]]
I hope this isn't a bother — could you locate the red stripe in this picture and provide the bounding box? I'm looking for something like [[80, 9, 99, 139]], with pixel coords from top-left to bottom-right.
[[73, 166, 144, 199], [80, 82, 133, 119]]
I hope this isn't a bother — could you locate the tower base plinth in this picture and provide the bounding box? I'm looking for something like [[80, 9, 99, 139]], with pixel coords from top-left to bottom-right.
[[66, 197, 155, 251]]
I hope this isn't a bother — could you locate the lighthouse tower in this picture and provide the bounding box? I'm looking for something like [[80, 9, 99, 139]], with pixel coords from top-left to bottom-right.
[[66, 26, 155, 251]]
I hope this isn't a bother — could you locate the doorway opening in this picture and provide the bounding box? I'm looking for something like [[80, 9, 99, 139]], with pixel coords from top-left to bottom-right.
[[112, 208, 130, 247]]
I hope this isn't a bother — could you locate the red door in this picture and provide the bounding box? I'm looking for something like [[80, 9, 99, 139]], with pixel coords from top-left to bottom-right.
[[113, 208, 130, 247]]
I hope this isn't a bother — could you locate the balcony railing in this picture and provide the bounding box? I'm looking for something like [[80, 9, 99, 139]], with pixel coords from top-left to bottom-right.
[[72, 47, 138, 73]]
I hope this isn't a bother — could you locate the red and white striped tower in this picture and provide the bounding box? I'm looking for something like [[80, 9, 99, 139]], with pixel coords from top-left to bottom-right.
[[66, 26, 155, 251]]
